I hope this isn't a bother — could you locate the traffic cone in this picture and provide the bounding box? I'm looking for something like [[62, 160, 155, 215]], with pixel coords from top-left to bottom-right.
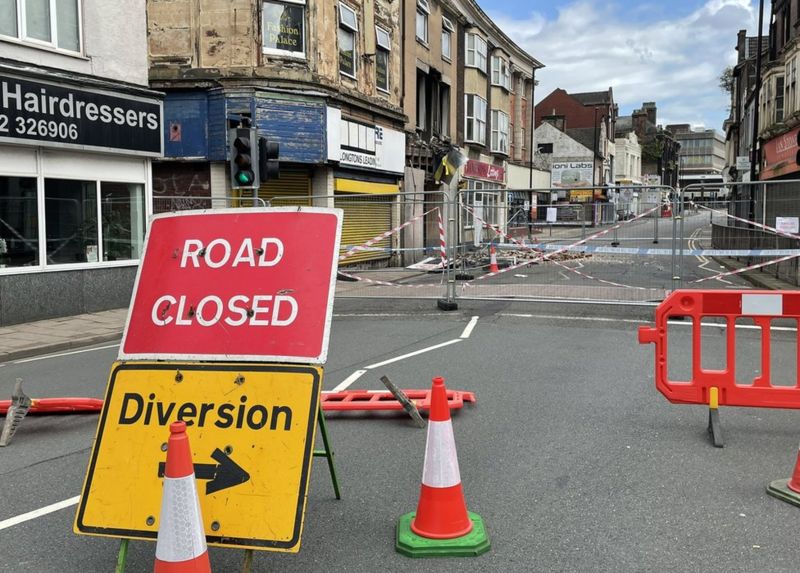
[[396, 377, 490, 558], [767, 441, 800, 507], [154, 421, 211, 573], [489, 245, 499, 273]]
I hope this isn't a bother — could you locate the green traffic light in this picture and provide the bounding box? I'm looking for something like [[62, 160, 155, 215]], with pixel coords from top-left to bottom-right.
[[235, 170, 255, 185]]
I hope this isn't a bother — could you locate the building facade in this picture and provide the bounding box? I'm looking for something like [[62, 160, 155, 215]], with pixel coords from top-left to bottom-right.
[[666, 124, 726, 197], [0, 0, 163, 325], [614, 131, 642, 186], [148, 0, 407, 267], [534, 88, 617, 189]]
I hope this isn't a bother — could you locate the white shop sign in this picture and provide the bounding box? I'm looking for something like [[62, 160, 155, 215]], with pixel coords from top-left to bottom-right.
[[326, 107, 405, 175]]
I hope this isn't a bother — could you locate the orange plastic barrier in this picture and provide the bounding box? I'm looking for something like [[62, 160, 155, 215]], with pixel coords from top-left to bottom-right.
[[639, 290, 800, 409]]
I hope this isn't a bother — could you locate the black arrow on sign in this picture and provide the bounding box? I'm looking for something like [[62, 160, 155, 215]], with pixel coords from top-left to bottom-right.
[[158, 448, 250, 495]]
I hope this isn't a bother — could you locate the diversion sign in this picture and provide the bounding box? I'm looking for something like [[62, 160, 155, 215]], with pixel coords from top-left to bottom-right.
[[74, 362, 322, 552], [0, 73, 162, 156]]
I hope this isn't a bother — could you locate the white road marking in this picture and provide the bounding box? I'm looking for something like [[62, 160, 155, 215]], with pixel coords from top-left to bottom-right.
[[0, 496, 80, 531], [13, 343, 120, 364], [365, 339, 462, 369], [329, 369, 368, 393], [460, 316, 479, 339]]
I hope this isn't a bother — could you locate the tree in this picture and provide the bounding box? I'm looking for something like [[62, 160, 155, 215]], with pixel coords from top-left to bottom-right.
[[719, 66, 734, 96]]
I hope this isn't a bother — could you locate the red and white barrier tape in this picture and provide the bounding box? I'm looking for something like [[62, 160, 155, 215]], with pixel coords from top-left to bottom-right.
[[461, 203, 657, 289], [692, 202, 800, 241], [437, 208, 447, 268], [690, 202, 800, 283], [692, 253, 800, 284], [339, 208, 438, 261]]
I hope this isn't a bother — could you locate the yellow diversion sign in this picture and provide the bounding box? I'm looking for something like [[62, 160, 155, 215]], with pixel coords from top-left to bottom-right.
[[74, 361, 321, 552]]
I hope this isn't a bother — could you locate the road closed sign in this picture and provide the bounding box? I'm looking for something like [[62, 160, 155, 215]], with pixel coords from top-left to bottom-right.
[[74, 362, 322, 552], [119, 207, 342, 363]]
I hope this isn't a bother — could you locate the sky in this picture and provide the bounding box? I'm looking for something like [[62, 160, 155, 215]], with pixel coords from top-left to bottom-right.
[[478, 0, 762, 132]]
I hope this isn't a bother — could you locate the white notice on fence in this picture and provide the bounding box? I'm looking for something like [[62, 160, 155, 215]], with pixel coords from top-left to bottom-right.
[[546, 207, 558, 224], [776, 217, 799, 234]]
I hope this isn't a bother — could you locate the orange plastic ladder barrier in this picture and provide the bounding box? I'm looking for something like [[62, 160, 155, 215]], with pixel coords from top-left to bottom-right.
[[639, 290, 800, 409], [321, 389, 476, 412]]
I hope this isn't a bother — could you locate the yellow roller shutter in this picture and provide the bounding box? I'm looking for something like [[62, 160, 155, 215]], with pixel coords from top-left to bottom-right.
[[257, 168, 311, 206], [335, 192, 393, 266]]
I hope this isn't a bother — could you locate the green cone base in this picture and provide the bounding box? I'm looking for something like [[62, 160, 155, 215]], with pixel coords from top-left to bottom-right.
[[766, 479, 800, 507], [395, 511, 490, 558]]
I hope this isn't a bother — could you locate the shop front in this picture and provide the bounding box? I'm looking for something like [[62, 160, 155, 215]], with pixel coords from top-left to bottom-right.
[[460, 158, 506, 245], [326, 108, 405, 266], [0, 67, 162, 325]]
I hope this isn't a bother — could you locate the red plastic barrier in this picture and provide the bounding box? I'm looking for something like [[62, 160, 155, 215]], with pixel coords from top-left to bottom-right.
[[0, 397, 103, 415], [639, 290, 800, 408], [321, 389, 476, 412]]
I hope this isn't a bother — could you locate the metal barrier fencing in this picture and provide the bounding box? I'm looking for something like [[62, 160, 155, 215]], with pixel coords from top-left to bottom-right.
[[146, 180, 800, 305], [676, 180, 800, 291], [152, 194, 267, 213], [441, 186, 677, 305]]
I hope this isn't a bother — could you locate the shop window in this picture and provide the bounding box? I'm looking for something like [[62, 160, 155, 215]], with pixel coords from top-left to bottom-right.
[[0, 0, 81, 52], [465, 93, 487, 145], [375, 26, 391, 93], [262, 0, 306, 57], [442, 16, 453, 60], [466, 33, 487, 71], [45, 179, 97, 264], [101, 183, 145, 261], [491, 109, 509, 154], [416, 0, 429, 44], [338, 3, 358, 79], [0, 176, 39, 268], [462, 182, 500, 228]]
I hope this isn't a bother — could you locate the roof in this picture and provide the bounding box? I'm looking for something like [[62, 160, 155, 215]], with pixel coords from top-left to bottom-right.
[[571, 90, 612, 106], [615, 116, 633, 134], [565, 127, 597, 151]]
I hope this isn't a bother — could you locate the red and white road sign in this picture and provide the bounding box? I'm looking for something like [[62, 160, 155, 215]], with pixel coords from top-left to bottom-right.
[[119, 207, 342, 363]]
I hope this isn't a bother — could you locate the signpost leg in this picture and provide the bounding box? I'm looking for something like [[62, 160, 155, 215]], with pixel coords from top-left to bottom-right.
[[115, 539, 129, 573], [313, 408, 341, 499], [242, 549, 254, 573]]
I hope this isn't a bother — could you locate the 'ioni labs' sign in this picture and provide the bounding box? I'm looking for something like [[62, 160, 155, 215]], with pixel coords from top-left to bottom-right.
[[74, 362, 322, 552]]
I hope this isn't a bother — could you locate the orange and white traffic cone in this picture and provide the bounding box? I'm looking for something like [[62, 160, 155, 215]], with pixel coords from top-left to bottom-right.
[[154, 421, 211, 573], [489, 245, 499, 273], [396, 377, 490, 557], [767, 441, 800, 507]]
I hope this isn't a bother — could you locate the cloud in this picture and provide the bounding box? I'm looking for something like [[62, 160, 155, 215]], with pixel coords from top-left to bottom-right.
[[486, 0, 758, 131]]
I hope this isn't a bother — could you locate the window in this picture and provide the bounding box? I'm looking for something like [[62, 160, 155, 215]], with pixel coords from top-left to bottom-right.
[[776, 75, 785, 122], [491, 56, 510, 89], [375, 26, 390, 93], [416, 71, 427, 130], [0, 176, 38, 268], [0, 0, 80, 52], [438, 84, 450, 137], [338, 3, 358, 78], [416, 0, 429, 43], [43, 179, 145, 265], [442, 17, 454, 60], [491, 110, 509, 154], [786, 57, 796, 115], [466, 33, 487, 71], [462, 182, 500, 228], [262, 0, 306, 57], [465, 94, 487, 144]]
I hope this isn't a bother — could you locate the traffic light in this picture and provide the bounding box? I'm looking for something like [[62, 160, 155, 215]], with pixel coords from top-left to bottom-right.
[[259, 137, 280, 181], [229, 128, 259, 189]]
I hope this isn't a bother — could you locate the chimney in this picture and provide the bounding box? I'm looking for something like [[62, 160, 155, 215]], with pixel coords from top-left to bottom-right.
[[642, 102, 657, 127], [632, 109, 648, 140]]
